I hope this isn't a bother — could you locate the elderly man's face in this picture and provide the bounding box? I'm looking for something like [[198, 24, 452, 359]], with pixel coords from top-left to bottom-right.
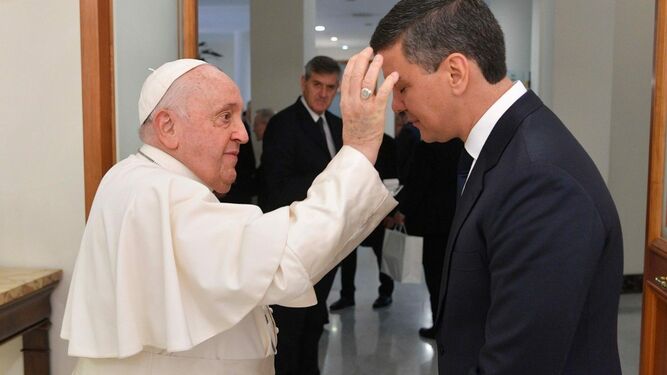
[[381, 42, 460, 143], [301, 72, 339, 115], [175, 66, 248, 193]]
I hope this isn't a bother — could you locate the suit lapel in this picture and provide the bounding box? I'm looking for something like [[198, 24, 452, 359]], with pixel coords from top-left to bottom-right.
[[434, 91, 544, 327], [325, 112, 343, 151]]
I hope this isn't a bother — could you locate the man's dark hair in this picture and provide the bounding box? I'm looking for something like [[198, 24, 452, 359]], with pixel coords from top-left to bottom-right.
[[304, 56, 341, 80], [370, 0, 506, 83]]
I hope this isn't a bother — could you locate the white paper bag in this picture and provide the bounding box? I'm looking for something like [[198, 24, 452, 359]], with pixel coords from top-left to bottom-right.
[[381, 225, 424, 283], [382, 178, 403, 196]]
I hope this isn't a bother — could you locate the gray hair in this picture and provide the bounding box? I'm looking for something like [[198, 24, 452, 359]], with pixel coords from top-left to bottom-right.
[[304, 56, 341, 81]]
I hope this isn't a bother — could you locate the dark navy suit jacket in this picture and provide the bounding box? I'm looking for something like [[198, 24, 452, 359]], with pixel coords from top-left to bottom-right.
[[435, 90, 623, 374], [260, 97, 343, 213]]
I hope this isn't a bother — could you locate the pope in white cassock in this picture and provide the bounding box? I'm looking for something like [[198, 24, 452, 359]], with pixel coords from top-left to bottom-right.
[[61, 48, 399, 374]]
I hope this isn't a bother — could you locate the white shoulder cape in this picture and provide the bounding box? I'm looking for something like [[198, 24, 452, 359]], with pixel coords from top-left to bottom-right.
[[61, 145, 396, 358]]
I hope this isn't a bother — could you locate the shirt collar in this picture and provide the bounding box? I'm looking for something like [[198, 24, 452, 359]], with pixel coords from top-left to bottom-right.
[[300, 96, 326, 123], [465, 81, 527, 160], [138, 144, 207, 188]]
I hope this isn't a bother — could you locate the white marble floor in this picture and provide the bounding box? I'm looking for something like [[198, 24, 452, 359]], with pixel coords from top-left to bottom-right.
[[319, 247, 642, 375]]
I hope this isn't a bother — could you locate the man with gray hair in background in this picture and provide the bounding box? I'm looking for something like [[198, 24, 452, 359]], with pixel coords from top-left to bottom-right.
[[260, 55, 346, 375], [61, 53, 399, 374]]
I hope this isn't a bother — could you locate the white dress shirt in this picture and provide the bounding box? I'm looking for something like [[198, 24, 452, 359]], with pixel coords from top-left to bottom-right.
[[463, 81, 527, 189]]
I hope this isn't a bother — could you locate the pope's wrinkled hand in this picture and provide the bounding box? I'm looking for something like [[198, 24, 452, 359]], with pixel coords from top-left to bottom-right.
[[340, 47, 399, 165]]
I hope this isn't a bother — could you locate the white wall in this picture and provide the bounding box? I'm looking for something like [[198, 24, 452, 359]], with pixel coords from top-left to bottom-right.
[[250, 0, 309, 115], [608, 0, 654, 274], [488, 0, 533, 83], [538, 0, 653, 274], [551, 0, 615, 181], [530, 0, 554, 104], [303, 0, 316, 64], [0, 1, 85, 374], [114, 0, 180, 160]]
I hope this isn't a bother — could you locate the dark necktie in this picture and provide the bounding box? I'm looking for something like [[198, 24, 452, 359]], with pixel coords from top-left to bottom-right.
[[457, 149, 474, 197], [317, 117, 336, 158]]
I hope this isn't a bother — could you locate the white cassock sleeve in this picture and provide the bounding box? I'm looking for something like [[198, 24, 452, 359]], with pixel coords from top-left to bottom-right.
[[61, 146, 396, 358]]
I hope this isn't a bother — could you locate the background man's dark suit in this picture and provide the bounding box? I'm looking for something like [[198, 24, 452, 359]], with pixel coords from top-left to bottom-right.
[[399, 138, 461, 335], [261, 97, 342, 374], [436, 90, 623, 374], [334, 134, 398, 306], [217, 121, 257, 204]]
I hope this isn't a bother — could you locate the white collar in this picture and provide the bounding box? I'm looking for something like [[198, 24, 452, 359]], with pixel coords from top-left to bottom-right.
[[137, 144, 207, 188], [300, 96, 326, 123], [465, 81, 527, 160]]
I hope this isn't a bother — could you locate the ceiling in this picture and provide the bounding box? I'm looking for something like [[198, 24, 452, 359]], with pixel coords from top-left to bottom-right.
[[198, 0, 396, 59], [314, 0, 395, 56]]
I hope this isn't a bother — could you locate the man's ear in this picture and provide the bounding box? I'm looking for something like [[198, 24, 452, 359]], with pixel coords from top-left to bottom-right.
[[300, 75, 306, 91], [438, 53, 469, 96], [152, 109, 179, 150]]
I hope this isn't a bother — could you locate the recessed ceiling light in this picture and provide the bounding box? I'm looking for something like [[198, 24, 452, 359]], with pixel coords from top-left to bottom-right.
[[342, 45, 349, 50], [330, 37, 338, 42], [315, 25, 325, 31]]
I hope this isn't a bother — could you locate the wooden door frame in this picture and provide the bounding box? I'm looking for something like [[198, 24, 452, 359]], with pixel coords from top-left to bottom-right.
[[180, 0, 199, 59], [645, 0, 667, 245], [79, 0, 198, 217], [79, 0, 115, 217], [641, 0, 667, 373]]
